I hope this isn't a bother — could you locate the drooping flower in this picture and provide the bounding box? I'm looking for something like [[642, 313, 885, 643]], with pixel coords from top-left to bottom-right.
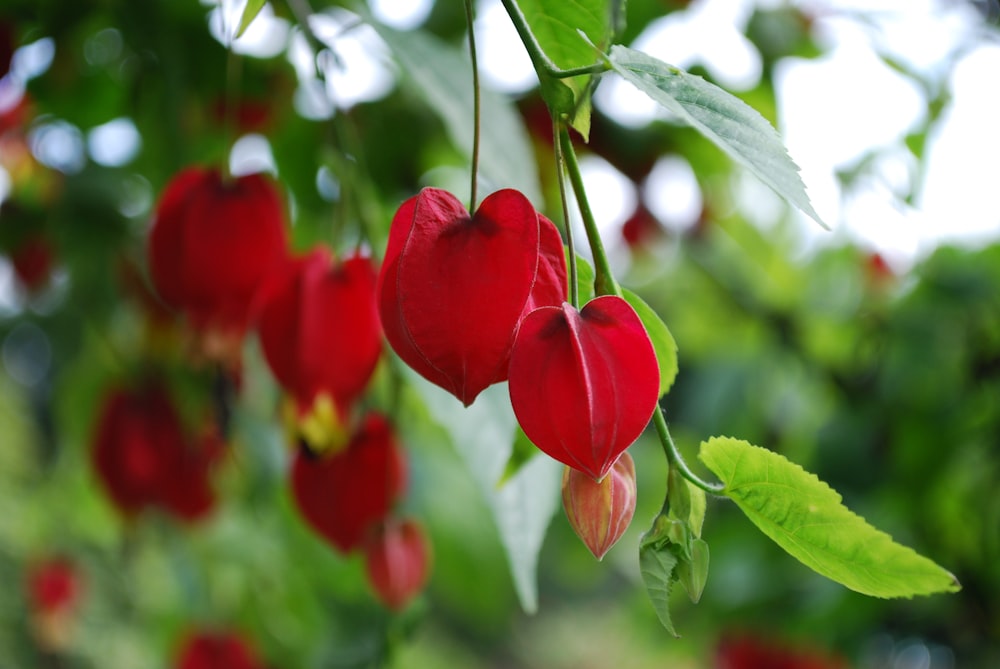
[[377, 187, 566, 406], [290, 414, 406, 553], [175, 630, 268, 669], [256, 248, 381, 450], [508, 295, 659, 480], [91, 383, 221, 522], [147, 167, 289, 364]]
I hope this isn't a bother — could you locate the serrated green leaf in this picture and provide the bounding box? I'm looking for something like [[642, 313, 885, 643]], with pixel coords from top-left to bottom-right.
[[406, 374, 561, 613], [699, 437, 961, 598], [370, 21, 541, 203], [607, 45, 826, 229], [639, 542, 680, 637], [235, 0, 267, 39], [675, 538, 710, 604], [622, 288, 678, 397]]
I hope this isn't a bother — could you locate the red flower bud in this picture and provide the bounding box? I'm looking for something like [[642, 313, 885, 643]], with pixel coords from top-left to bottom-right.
[[148, 167, 289, 359], [363, 517, 431, 611], [291, 414, 405, 553], [508, 296, 659, 480], [562, 451, 637, 559], [175, 630, 267, 669], [377, 187, 566, 406], [256, 248, 382, 426]]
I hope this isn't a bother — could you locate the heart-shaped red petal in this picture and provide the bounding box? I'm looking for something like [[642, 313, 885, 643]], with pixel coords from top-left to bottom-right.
[[508, 296, 659, 480], [379, 188, 556, 405]]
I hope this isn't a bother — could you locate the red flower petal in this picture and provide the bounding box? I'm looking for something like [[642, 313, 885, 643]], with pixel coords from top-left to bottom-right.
[[508, 296, 659, 480]]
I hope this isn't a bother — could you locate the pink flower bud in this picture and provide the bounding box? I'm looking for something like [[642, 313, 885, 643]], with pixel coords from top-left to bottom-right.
[[363, 518, 431, 611], [562, 451, 637, 560]]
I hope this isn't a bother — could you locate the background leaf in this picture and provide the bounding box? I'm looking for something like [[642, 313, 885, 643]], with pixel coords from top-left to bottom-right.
[[407, 374, 561, 613], [623, 288, 678, 397], [607, 45, 825, 228], [371, 21, 541, 204], [509, 0, 613, 137], [235, 0, 267, 39], [699, 437, 961, 598]]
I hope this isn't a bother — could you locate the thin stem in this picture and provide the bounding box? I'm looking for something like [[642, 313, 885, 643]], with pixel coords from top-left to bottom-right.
[[464, 0, 481, 212], [221, 0, 242, 181], [498, 0, 608, 79], [553, 118, 579, 309], [652, 408, 725, 495], [557, 125, 620, 298]]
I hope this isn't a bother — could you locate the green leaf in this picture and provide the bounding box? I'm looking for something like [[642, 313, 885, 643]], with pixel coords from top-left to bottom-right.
[[675, 538, 709, 604], [622, 289, 678, 397], [607, 45, 826, 229], [699, 437, 961, 598], [235, 0, 267, 39], [568, 251, 597, 304], [509, 0, 612, 137], [406, 374, 561, 613], [370, 21, 541, 203], [498, 427, 541, 486], [667, 465, 706, 538], [639, 541, 680, 637]]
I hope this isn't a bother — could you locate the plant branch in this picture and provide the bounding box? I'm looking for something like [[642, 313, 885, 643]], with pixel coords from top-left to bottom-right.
[[553, 119, 579, 309], [498, 0, 608, 80], [557, 125, 619, 298], [652, 408, 725, 495], [464, 0, 481, 212]]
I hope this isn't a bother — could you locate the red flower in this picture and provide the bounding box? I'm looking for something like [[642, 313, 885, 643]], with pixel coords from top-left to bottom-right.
[[717, 634, 849, 669], [562, 451, 637, 559], [508, 296, 659, 480], [175, 630, 267, 669], [27, 557, 80, 615], [291, 414, 406, 553], [147, 167, 289, 362], [363, 517, 431, 611], [91, 383, 219, 522], [256, 248, 382, 423], [10, 233, 54, 293], [377, 187, 566, 406]]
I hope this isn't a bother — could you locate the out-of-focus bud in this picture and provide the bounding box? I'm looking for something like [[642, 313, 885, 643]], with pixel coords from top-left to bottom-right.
[[363, 517, 431, 611]]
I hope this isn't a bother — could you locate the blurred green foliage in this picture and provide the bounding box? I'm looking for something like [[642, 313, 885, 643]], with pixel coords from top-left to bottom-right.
[[0, 0, 997, 668]]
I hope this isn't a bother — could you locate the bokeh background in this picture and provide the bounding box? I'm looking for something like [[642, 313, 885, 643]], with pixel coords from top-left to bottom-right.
[[0, 0, 998, 667]]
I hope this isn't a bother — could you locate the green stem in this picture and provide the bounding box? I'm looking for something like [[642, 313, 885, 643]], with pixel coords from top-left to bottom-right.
[[553, 119, 579, 309], [464, 0, 481, 212], [557, 125, 619, 298], [498, 0, 608, 79], [652, 408, 724, 495]]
